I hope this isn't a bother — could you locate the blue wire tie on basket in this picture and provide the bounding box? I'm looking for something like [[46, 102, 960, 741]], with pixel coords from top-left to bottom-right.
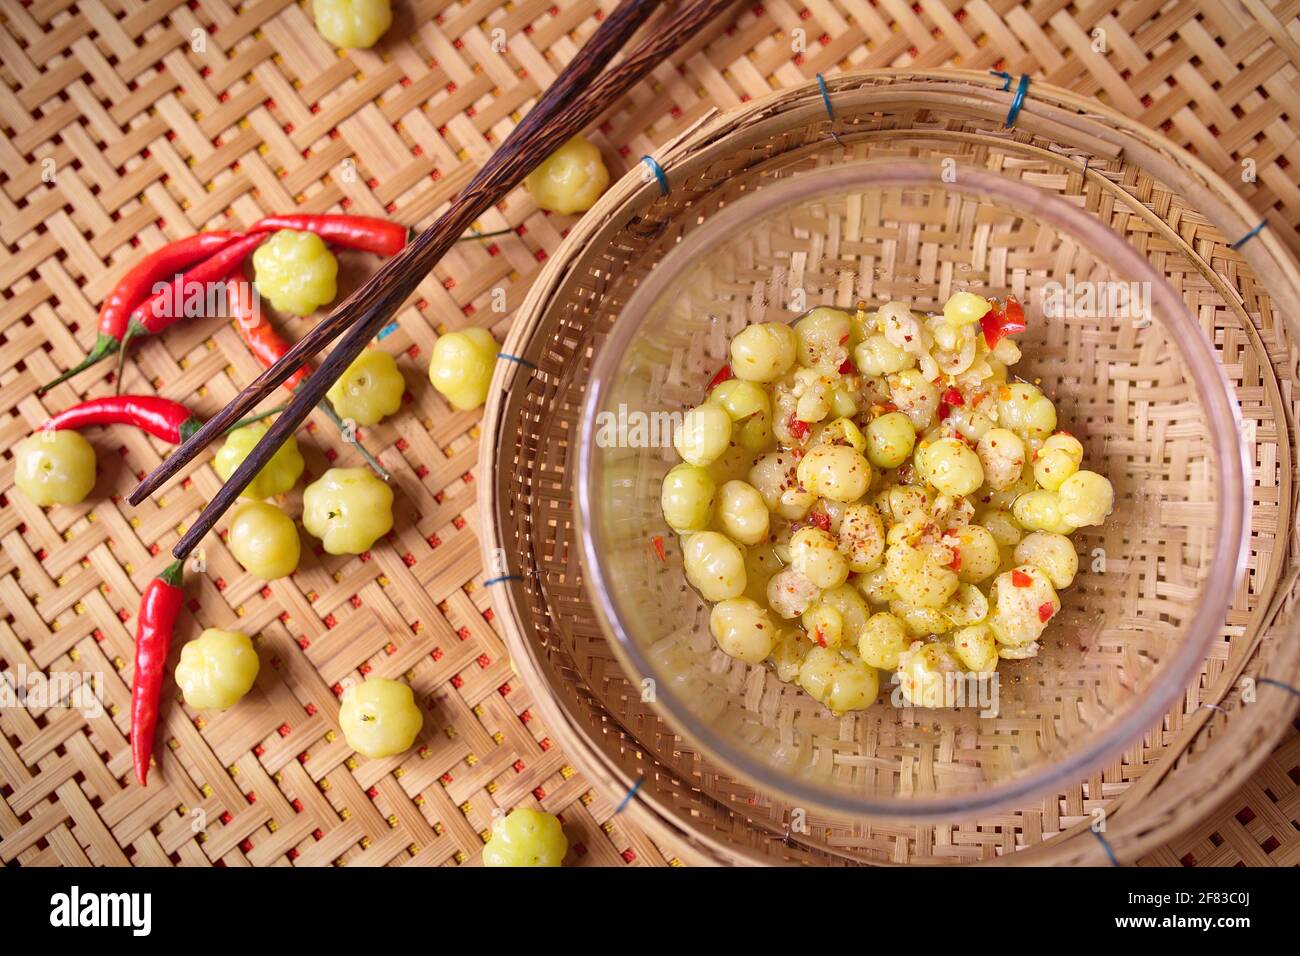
[[990, 71, 1031, 127], [376, 320, 400, 341], [641, 155, 669, 196], [1260, 677, 1300, 698], [614, 775, 645, 814], [1090, 827, 1120, 866], [816, 73, 845, 146], [1230, 220, 1268, 250], [497, 352, 537, 370], [482, 574, 524, 586], [817, 72, 835, 119]]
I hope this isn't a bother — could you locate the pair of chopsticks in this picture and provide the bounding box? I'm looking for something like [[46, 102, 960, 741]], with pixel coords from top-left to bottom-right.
[[130, 0, 740, 561]]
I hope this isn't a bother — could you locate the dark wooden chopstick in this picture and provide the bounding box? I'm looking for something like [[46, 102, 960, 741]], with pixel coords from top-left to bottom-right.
[[133, 0, 740, 562], [129, 0, 666, 507]]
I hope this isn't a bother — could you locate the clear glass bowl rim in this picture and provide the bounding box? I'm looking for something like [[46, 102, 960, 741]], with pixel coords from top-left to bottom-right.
[[576, 161, 1249, 820]]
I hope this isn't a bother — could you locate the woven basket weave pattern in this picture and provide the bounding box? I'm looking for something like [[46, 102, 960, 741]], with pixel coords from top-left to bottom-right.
[[486, 74, 1300, 863], [1, 0, 1298, 867]]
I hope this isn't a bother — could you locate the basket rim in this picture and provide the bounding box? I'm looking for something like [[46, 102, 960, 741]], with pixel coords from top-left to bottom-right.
[[479, 69, 1300, 864]]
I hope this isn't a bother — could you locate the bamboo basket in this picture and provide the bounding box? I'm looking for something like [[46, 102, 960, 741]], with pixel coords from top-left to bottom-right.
[[481, 70, 1300, 865], [3, 0, 1299, 869]]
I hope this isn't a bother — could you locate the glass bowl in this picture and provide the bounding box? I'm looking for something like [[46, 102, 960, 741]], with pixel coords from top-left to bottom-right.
[[575, 162, 1249, 821]]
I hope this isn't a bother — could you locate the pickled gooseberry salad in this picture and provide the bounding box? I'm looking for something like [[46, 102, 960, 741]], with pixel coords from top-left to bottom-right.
[[660, 294, 1115, 715]]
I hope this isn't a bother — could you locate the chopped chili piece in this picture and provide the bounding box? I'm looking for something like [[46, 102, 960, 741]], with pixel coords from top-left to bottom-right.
[[651, 535, 666, 562], [706, 363, 733, 390], [1011, 569, 1033, 588], [980, 294, 1027, 350], [788, 417, 809, 440], [838, 357, 854, 374], [1038, 602, 1054, 623], [948, 548, 962, 572], [814, 627, 827, 648], [809, 511, 831, 532], [941, 387, 964, 406]]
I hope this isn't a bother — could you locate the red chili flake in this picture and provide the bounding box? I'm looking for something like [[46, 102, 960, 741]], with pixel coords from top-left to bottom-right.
[[1011, 569, 1033, 588], [937, 403, 952, 421], [838, 333, 850, 344], [788, 417, 810, 440], [948, 549, 962, 572], [1038, 602, 1055, 623], [941, 387, 964, 406], [838, 357, 854, 374], [814, 627, 827, 648], [651, 535, 667, 562], [810, 511, 831, 532], [706, 363, 733, 390]]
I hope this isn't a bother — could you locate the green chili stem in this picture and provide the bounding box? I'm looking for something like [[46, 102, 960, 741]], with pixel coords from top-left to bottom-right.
[[457, 227, 515, 241], [227, 404, 290, 433]]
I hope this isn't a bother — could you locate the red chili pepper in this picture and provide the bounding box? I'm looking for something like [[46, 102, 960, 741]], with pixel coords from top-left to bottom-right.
[[651, 535, 666, 562], [37, 232, 244, 395], [809, 511, 831, 532], [42, 392, 285, 443], [706, 364, 733, 390], [131, 560, 185, 786], [937, 403, 952, 421], [941, 387, 964, 406], [837, 357, 854, 374], [948, 548, 962, 572], [1011, 569, 1033, 588], [814, 627, 827, 648], [123, 232, 268, 343], [228, 275, 309, 393], [980, 294, 1027, 350], [788, 417, 810, 440], [1038, 602, 1054, 623], [250, 214, 409, 257], [43, 395, 204, 444]]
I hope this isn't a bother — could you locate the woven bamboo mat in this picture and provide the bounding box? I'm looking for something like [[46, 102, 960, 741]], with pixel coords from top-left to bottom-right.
[[1, 0, 1297, 868]]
